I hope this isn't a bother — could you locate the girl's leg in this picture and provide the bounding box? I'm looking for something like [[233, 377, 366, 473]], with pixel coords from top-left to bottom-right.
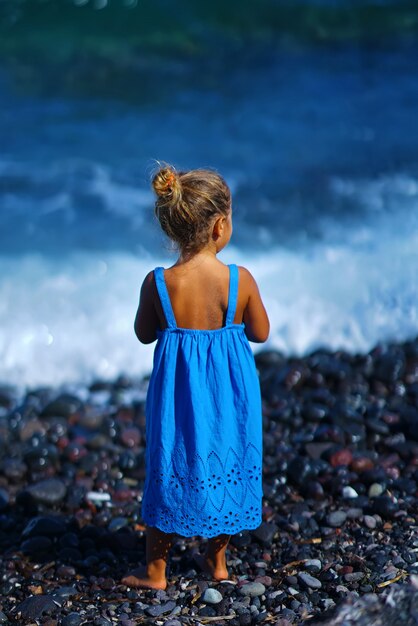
[[193, 533, 231, 580], [121, 525, 174, 590]]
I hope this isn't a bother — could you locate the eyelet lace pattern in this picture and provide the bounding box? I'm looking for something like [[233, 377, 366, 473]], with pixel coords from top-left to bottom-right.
[[142, 442, 263, 538]]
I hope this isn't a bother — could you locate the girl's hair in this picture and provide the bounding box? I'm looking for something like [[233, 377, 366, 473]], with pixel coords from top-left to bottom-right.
[[151, 164, 231, 253]]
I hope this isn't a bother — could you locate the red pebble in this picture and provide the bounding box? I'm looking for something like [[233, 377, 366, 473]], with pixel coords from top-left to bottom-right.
[[120, 427, 141, 448], [330, 449, 353, 467], [350, 457, 374, 473], [113, 488, 132, 502], [262, 505, 274, 521]]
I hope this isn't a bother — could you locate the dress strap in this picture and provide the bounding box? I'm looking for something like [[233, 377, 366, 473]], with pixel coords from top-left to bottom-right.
[[154, 267, 177, 329], [225, 264, 239, 326]]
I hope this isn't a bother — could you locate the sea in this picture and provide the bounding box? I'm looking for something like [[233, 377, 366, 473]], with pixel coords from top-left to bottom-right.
[[1, 0, 418, 387]]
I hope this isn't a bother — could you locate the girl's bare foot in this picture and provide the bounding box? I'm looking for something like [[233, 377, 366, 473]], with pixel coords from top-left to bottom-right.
[[121, 564, 167, 590], [192, 551, 229, 581]]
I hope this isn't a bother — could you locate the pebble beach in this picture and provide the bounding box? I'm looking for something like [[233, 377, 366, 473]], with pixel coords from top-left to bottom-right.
[[0, 336, 417, 625]]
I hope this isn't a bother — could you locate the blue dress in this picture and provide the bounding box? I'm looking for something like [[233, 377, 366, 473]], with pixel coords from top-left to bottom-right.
[[141, 264, 263, 538]]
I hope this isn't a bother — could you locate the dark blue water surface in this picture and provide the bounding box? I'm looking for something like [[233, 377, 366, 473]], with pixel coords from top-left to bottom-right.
[[2, 41, 418, 255]]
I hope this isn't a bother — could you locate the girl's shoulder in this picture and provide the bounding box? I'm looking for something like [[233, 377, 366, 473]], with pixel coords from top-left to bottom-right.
[[141, 269, 156, 290], [236, 265, 260, 290]]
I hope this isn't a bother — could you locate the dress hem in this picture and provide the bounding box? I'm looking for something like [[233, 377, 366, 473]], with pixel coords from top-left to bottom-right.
[[141, 515, 263, 539]]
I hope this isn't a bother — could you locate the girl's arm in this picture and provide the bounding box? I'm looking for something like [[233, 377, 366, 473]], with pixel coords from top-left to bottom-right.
[[239, 267, 270, 343], [134, 271, 160, 344]]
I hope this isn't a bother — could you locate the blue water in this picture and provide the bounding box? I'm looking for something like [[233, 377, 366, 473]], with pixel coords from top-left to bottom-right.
[[1, 40, 418, 386]]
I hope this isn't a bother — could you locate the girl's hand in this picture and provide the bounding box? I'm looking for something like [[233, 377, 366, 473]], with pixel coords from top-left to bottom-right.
[[134, 272, 160, 344], [239, 267, 270, 343]]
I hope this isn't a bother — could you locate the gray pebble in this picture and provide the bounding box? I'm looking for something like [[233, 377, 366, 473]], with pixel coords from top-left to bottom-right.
[[108, 516, 129, 532], [26, 478, 66, 505], [364, 515, 377, 529], [298, 573, 322, 589], [344, 572, 365, 582], [201, 588, 223, 604], [238, 582, 266, 597], [305, 559, 322, 571], [319, 598, 336, 611], [369, 483, 384, 498], [231, 600, 250, 611], [342, 486, 359, 498], [326, 511, 347, 527]]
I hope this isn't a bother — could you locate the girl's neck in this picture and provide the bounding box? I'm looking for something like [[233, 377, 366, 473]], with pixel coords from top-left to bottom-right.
[[176, 244, 217, 266]]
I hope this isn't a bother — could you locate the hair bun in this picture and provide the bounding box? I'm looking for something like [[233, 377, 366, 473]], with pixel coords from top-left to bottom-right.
[[152, 166, 181, 202]]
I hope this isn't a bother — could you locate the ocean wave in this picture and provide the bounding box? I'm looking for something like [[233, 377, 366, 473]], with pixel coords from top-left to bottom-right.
[[0, 197, 416, 387]]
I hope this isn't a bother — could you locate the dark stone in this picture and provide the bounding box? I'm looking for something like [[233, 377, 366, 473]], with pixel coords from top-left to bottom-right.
[[41, 394, 82, 418], [371, 496, 399, 519], [239, 613, 252, 626], [230, 530, 252, 548], [1, 458, 27, 481], [255, 350, 286, 368], [251, 522, 278, 546], [255, 610, 268, 623], [303, 404, 329, 421], [56, 565, 77, 578], [374, 351, 405, 384], [51, 586, 78, 604], [198, 605, 217, 617], [22, 515, 67, 537], [361, 468, 388, 486], [145, 601, 176, 617], [399, 406, 418, 441], [58, 547, 83, 562], [287, 456, 316, 486], [62, 614, 83, 626], [94, 619, 112, 626], [301, 480, 325, 500], [366, 419, 390, 435], [0, 488, 9, 511], [59, 532, 79, 548], [16, 595, 58, 620], [21, 536, 53, 555]]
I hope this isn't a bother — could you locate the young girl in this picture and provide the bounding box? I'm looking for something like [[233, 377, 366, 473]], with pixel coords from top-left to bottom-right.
[[122, 164, 269, 590]]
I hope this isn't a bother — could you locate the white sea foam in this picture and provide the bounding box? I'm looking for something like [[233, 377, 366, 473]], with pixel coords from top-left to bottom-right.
[[0, 198, 417, 387]]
